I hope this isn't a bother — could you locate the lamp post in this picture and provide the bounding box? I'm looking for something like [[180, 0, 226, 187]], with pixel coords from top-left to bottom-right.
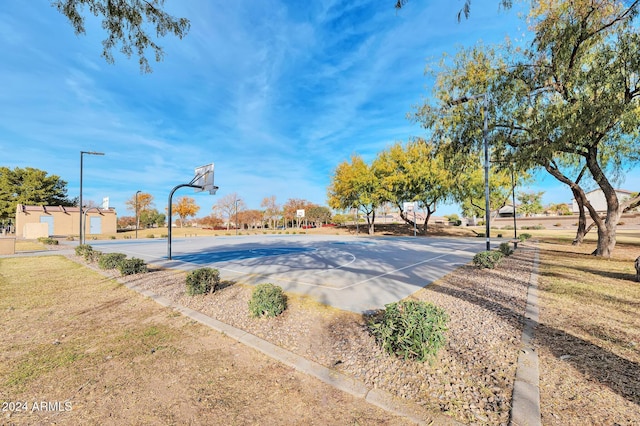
[[235, 199, 239, 236], [80, 151, 105, 245], [135, 190, 141, 239], [448, 94, 491, 251]]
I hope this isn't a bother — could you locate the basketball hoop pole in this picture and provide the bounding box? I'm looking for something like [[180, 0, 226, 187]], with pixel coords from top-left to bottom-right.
[[167, 169, 217, 260]]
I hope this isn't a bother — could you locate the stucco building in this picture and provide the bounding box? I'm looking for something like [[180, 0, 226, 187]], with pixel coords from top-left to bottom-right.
[[15, 204, 117, 238]]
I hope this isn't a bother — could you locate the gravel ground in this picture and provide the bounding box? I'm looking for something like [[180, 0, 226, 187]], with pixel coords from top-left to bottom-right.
[[74, 245, 534, 425]]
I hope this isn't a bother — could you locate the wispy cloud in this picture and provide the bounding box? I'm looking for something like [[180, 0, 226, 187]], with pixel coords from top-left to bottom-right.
[[2, 0, 572, 216]]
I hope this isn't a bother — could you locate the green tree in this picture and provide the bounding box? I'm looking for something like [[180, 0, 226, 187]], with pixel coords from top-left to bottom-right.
[[328, 155, 383, 235], [0, 167, 75, 221], [53, 0, 190, 73], [516, 191, 544, 217], [139, 208, 165, 228], [373, 139, 455, 234], [306, 205, 333, 226], [412, 0, 640, 256]]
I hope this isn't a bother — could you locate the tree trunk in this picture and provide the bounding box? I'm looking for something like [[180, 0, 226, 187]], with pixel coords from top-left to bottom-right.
[[366, 211, 376, 235], [570, 187, 587, 245], [542, 160, 603, 248], [421, 207, 435, 235], [586, 147, 620, 258]]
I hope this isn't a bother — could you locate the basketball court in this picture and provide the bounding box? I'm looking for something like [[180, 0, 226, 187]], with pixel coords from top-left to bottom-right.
[[87, 234, 493, 312]]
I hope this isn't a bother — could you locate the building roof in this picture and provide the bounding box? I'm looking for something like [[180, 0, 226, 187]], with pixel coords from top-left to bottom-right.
[[16, 205, 116, 214]]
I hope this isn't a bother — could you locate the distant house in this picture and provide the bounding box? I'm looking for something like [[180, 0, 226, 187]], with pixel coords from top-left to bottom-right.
[[571, 189, 636, 213], [498, 203, 518, 218], [15, 204, 117, 238]]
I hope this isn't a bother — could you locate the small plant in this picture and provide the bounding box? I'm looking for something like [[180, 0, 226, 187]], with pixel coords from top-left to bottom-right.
[[98, 253, 127, 270], [160, 234, 168, 238], [66, 236, 75, 241], [499, 242, 513, 256], [186, 268, 221, 295], [75, 244, 93, 258], [37, 237, 58, 245], [124, 235, 131, 239], [249, 283, 287, 318], [146, 234, 155, 238], [497, 233, 503, 238], [473, 250, 504, 269], [369, 300, 448, 362], [554, 223, 562, 227], [118, 258, 148, 275], [519, 233, 532, 242]]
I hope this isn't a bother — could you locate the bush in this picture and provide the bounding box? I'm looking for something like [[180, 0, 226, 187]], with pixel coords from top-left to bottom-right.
[[118, 258, 148, 275], [473, 250, 504, 269], [249, 283, 287, 318], [98, 253, 127, 270], [369, 300, 448, 362], [499, 242, 514, 256], [519, 233, 532, 242], [75, 244, 93, 258], [186, 268, 221, 295], [109, 235, 116, 239], [37, 237, 58, 245], [146, 234, 155, 238], [66, 236, 75, 241]]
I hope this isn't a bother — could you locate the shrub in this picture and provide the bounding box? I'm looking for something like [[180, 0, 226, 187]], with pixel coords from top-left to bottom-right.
[[186, 268, 221, 295], [160, 234, 168, 238], [98, 253, 127, 270], [118, 258, 148, 275], [473, 250, 504, 269], [109, 235, 116, 239], [37, 237, 58, 245], [476, 232, 485, 238], [66, 236, 75, 241], [502, 225, 514, 230], [497, 233, 503, 238], [146, 234, 155, 238], [519, 233, 532, 242], [499, 242, 513, 256], [249, 283, 287, 318], [75, 244, 93, 258], [369, 300, 448, 362]]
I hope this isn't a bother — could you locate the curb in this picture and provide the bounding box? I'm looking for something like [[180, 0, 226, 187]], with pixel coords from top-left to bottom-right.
[[510, 247, 542, 426], [124, 282, 462, 426]]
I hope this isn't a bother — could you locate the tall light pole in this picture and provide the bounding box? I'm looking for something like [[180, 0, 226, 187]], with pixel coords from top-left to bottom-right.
[[80, 151, 105, 245], [135, 190, 141, 239], [449, 94, 491, 251]]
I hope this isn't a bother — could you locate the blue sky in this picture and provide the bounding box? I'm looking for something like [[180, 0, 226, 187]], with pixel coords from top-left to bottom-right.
[[2, 0, 636, 219]]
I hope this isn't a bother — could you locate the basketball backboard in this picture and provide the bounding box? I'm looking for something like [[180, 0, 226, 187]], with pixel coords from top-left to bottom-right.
[[193, 163, 214, 192]]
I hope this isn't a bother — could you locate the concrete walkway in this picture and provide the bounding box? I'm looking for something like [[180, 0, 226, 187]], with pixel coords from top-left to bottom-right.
[[510, 248, 542, 426]]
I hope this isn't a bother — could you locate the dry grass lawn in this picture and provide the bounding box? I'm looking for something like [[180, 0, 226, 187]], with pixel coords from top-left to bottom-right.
[[534, 239, 640, 425], [0, 256, 413, 425]]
